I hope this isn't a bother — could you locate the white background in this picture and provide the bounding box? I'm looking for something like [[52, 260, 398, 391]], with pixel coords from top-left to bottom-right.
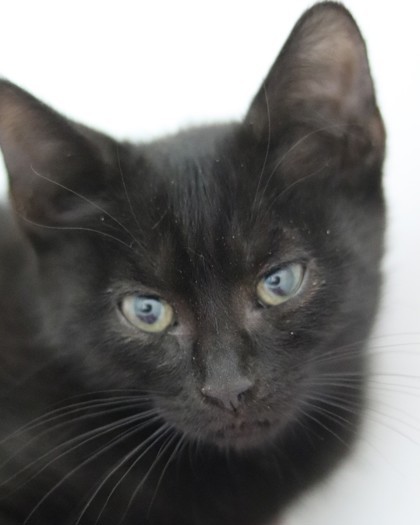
[[1, 1, 419, 524]]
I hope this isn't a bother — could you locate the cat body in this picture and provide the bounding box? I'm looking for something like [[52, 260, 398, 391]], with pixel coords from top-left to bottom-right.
[[0, 3, 385, 524]]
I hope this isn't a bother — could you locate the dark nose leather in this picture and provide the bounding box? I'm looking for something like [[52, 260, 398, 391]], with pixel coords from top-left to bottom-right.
[[201, 377, 253, 411]]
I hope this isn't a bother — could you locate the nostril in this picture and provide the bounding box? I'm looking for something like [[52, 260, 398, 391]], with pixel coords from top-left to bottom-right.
[[201, 377, 253, 412]]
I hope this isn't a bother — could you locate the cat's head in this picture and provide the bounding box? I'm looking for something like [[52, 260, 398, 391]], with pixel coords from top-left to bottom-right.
[[0, 3, 385, 451]]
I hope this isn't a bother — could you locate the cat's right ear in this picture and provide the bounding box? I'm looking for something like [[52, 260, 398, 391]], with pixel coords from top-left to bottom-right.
[[0, 80, 115, 228]]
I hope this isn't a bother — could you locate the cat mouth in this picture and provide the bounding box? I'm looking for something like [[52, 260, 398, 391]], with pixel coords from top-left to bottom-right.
[[159, 398, 292, 451], [208, 417, 279, 450]]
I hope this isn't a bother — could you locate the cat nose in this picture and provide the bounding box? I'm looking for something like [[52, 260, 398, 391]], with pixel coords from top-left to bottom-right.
[[201, 377, 253, 412]]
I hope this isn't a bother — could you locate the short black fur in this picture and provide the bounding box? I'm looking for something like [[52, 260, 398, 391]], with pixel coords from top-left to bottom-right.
[[0, 3, 385, 524]]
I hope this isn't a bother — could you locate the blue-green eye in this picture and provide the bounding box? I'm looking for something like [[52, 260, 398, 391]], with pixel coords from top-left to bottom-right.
[[121, 295, 174, 333], [257, 263, 305, 306]]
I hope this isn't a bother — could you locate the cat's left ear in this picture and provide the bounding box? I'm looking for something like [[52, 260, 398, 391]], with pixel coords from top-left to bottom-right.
[[245, 2, 385, 168], [0, 80, 116, 227]]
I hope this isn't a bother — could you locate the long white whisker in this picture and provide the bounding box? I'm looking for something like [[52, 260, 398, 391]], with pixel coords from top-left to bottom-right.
[[2, 411, 157, 491], [298, 401, 350, 448], [22, 416, 158, 525], [147, 433, 186, 517], [118, 431, 178, 525], [76, 424, 171, 525], [305, 392, 420, 444], [0, 396, 149, 448]]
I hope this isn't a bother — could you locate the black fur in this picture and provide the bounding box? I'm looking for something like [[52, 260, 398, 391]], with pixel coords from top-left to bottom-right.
[[0, 3, 385, 524]]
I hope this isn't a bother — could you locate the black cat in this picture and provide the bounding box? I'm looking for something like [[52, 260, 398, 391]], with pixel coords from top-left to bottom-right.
[[0, 3, 385, 524]]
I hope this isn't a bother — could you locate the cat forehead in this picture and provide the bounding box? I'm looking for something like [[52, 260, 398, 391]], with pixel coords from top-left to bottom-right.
[[129, 212, 307, 288], [125, 125, 255, 233], [121, 126, 311, 274]]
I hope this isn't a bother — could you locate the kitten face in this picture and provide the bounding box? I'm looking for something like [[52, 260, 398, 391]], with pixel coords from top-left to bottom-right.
[[16, 123, 381, 453], [0, 3, 385, 454]]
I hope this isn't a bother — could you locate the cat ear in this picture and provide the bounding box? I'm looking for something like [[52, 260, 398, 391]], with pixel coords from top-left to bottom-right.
[[0, 80, 115, 227], [245, 3, 384, 164]]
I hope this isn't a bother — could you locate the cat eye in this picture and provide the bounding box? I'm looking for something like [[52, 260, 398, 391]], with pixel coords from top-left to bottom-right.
[[120, 295, 174, 333], [257, 263, 305, 306]]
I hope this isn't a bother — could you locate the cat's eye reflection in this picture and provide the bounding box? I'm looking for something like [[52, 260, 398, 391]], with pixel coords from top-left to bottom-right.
[[257, 263, 305, 306], [120, 295, 174, 333]]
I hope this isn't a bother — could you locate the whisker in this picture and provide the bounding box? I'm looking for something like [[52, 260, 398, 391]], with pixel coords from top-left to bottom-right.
[[305, 341, 420, 368], [1, 410, 158, 491], [296, 402, 350, 448], [147, 433, 186, 517], [307, 376, 420, 395], [22, 419, 153, 525], [0, 388, 164, 445], [302, 396, 357, 431], [317, 371, 420, 382], [0, 403, 146, 478], [45, 388, 163, 406], [252, 123, 343, 218], [305, 391, 420, 444], [299, 397, 396, 470], [292, 406, 325, 444], [116, 144, 143, 238], [259, 160, 331, 222], [151, 209, 168, 230], [250, 83, 271, 219], [76, 423, 172, 525], [119, 430, 178, 525], [30, 166, 144, 250], [0, 395, 150, 447], [17, 213, 133, 250]]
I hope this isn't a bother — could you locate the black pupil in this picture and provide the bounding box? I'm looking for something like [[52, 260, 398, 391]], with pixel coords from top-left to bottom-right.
[[141, 303, 153, 314], [269, 274, 281, 287]]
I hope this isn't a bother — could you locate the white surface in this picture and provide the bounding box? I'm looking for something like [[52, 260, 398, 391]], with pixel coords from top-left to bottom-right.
[[1, 1, 419, 524]]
